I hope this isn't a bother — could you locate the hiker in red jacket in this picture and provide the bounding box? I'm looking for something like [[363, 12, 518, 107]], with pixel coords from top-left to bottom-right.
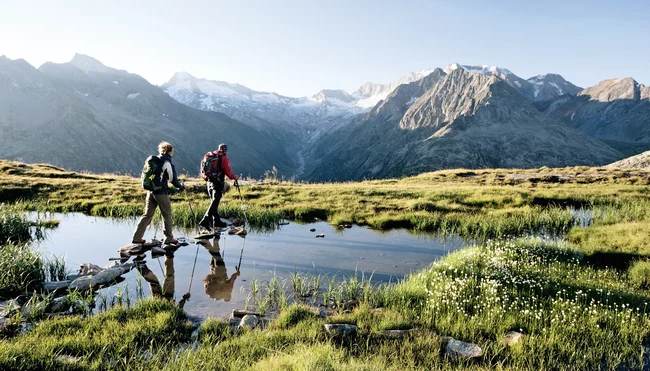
[[198, 143, 238, 232]]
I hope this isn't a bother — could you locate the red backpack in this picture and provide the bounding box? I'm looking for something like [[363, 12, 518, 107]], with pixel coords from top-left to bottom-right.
[[199, 151, 223, 180]]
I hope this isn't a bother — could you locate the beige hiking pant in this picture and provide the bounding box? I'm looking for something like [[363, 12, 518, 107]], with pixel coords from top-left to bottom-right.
[[132, 192, 174, 244], [138, 256, 175, 299]]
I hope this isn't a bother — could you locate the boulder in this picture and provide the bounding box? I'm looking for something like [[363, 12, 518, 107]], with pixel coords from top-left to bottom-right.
[[239, 314, 260, 329], [232, 309, 262, 319], [316, 234, 325, 238], [445, 338, 482, 358], [324, 324, 357, 337], [503, 331, 524, 346]]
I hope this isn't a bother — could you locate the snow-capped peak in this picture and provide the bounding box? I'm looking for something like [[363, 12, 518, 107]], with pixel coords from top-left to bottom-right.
[[352, 69, 434, 108], [445, 63, 513, 77]]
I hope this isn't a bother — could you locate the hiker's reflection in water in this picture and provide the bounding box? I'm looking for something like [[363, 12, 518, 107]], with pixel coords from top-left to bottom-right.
[[134, 248, 189, 307], [197, 236, 240, 302]]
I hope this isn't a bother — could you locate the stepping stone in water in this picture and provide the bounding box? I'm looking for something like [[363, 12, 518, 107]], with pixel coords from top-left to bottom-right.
[[316, 234, 325, 238], [228, 227, 247, 237], [193, 233, 216, 240]]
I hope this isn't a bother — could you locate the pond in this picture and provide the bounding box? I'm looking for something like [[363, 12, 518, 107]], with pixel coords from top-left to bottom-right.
[[32, 213, 469, 319]]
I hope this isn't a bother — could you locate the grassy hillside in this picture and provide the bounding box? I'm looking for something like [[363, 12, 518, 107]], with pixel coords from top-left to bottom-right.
[[2, 160, 650, 369]]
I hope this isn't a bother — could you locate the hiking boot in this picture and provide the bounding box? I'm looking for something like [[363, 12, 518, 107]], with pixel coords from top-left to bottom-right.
[[215, 220, 228, 228], [132, 239, 146, 244], [133, 254, 146, 264], [165, 239, 179, 245]]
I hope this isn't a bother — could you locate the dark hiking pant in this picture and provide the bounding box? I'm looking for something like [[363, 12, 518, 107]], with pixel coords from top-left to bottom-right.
[[199, 181, 224, 228], [132, 192, 174, 244]]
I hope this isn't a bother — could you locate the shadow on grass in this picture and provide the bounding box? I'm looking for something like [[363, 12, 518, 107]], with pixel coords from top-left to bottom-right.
[[584, 251, 642, 271]]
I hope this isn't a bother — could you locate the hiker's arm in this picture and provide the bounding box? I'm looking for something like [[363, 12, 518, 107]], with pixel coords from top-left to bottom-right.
[[170, 163, 184, 190], [222, 156, 238, 180]]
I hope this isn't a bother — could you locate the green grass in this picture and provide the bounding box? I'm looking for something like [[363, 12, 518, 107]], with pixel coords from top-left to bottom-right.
[[0, 204, 33, 243], [2, 240, 650, 369], [4, 159, 650, 240], [3, 160, 650, 369], [0, 242, 45, 298]]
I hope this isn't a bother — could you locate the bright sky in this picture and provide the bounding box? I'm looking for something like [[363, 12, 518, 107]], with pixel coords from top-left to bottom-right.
[[1, 0, 648, 97]]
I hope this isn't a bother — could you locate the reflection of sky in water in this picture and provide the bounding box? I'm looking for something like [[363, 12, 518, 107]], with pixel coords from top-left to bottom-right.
[[32, 213, 469, 319]]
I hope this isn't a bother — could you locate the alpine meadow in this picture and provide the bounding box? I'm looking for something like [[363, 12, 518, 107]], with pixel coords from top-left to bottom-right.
[[2, 1, 650, 370]]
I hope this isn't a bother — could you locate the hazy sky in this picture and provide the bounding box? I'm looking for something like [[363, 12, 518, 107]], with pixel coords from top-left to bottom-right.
[[1, 0, 648, 97]]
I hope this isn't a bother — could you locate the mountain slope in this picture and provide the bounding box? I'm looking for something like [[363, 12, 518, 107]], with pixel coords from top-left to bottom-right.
[[0, 54, 296, 176], [443, 63, 581, 103], [303, 68, 622, 181], [541, 77, 650, 156], [607, 151, 650, 169]]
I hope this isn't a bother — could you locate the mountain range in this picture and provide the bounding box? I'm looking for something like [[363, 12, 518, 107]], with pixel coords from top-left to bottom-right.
[[0, 54, 296, 177], [1, 54, 648, 180]]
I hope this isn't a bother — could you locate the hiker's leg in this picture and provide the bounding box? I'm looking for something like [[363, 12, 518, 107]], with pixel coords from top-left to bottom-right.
[[132, 192, 157, 242], [200, 182, 222, 227], [162, 255, 175, 299], [136, 264, 162, 297], [155, 194, 175, 244], [210, 181, 224, 222]]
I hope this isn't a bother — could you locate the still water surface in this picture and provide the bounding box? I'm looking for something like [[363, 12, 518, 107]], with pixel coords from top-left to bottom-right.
[[33, 213, 469, 319]]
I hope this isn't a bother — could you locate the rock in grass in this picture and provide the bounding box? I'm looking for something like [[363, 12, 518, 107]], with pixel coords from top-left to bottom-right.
[[503, 331, 524, 346], [55, 355, 81, 364], [324, 324, 357, 337], [232, 309, 261, 319], [316, 234, 325, 238], [445, 338, 482, 358], [382, 329, 415, 339], [239, 314, 260, 329]]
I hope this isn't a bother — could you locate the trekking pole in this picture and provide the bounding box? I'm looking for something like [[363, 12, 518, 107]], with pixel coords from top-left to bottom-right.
[[234, 180, 249, 227], [237, 236, 246, 271], [183, 188, 199, 234]]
